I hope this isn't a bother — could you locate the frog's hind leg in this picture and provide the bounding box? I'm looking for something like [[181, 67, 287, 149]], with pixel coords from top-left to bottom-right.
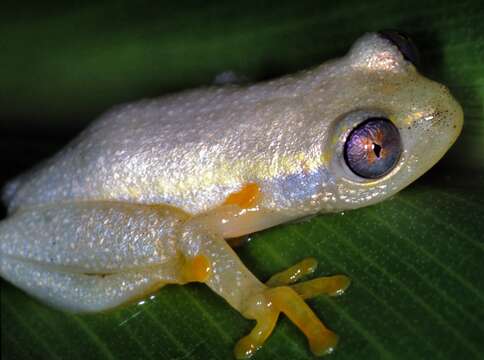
[[1, 245, 213, 313], [0, 201, 194, 312], [179, 220, 349, 358], [0, 255, 181, 312]]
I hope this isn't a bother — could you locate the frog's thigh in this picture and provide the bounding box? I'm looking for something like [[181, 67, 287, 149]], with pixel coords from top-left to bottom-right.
[[1, 256, 180, 312], [0, 202, 191, 312]]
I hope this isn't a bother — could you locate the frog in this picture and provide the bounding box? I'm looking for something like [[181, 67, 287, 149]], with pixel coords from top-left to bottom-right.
[[0, 31, 463, 358]]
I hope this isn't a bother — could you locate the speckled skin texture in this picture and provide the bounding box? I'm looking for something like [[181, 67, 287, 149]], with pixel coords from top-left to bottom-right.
[[0, 32, 463, 356], [3, 34, 462, 219], [0, 202, 261, 312]]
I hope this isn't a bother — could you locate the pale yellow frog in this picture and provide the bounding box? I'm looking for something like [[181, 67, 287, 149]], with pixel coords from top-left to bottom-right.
[[0, 32, 463, 358]]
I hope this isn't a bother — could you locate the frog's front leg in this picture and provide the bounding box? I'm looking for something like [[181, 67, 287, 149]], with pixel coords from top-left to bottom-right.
[[180, 219, 349, 358]]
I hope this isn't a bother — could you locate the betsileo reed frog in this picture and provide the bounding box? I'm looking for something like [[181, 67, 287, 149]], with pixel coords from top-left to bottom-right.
[[0, 32, 463, 358]]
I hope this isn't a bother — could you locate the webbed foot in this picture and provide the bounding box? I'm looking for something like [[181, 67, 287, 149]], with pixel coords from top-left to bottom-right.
[[235, 258, 350, 359]]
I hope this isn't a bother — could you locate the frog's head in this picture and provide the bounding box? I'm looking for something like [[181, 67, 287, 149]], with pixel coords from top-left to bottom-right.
[[316, 32, 463, 211]]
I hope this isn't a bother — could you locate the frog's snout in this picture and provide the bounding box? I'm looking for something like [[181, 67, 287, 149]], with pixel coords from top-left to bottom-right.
[[403, 85, 463, 170], [431, 85, 464, 147]]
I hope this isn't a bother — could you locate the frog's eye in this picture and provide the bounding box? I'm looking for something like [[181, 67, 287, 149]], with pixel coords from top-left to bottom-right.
[[344, 118, 402, 179], [378, 30, 420, 68]]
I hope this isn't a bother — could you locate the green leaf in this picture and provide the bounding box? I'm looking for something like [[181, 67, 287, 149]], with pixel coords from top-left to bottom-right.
[[1, 1, 483, 360]]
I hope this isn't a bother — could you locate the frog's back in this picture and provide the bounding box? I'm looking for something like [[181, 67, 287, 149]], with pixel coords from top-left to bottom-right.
[[3, 76, 318, 215]]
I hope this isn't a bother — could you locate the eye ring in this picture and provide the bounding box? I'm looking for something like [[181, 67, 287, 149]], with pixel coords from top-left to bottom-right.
[[378, 30, 420, 68], [344, 117, 402, 179]]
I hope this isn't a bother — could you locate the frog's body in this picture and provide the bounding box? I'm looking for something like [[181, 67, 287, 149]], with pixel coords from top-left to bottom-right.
[[0, 33, 463, 358]]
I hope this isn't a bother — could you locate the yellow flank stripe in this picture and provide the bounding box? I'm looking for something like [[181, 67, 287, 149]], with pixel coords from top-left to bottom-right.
[[223, 182, 261, 208]]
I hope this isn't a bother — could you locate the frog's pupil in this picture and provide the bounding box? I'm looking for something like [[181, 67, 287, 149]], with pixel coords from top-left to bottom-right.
[[344, 118, 402, 179], [373, 143, 382, 158]]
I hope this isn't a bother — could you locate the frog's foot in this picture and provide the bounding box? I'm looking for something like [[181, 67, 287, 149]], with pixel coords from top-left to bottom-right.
[[180, 222, 350, 358], [266, 257, 318, 286], [235, 286, 339, 359], [267, 258, 351, 299], [234, 259, 350, 358]]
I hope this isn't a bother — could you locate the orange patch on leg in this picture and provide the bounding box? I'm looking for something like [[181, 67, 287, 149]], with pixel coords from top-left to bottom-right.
[[182, 255, 211, 282], [224, 183, 261, 208]]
